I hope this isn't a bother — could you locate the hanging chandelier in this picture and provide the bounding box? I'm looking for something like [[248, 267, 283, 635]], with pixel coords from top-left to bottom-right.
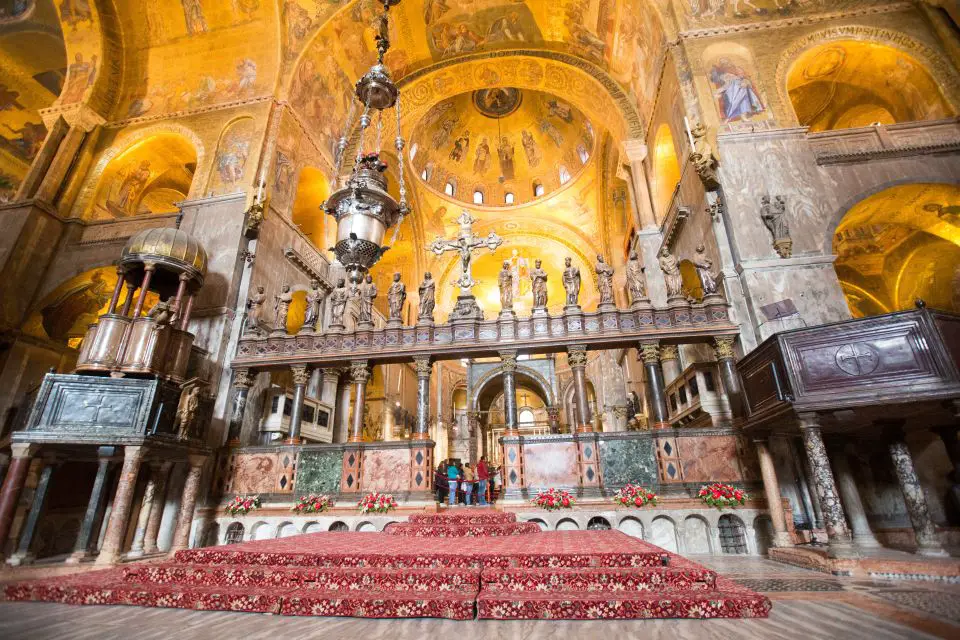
[[323, 0, 408, 285]]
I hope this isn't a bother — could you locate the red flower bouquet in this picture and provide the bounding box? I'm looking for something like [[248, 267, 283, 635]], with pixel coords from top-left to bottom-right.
[[225, 494, 261, 516], [358, 491, 398, 515], [533, 488, 575, 511], [698, 482, 747, 509], [291, 494, 333, 514], [613, 484, 658, 508]]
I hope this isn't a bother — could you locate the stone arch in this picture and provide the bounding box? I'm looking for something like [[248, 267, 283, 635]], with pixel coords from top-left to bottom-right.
[[753, 515, 775, 556], [682, 515, 712, 554], [775, 26, 960, 128], [356, 521, 377, 532], [650, 515, 679, 553], [617, 516, 644, 539], [302, 521, 323, 534], [717, 514, 748, 554], [471, 364, 555, 411], [205, 116, 257, 197], [249, 520, 272, 541], [561, 376, 598, 428], [556, 518, 579, 531], [224, 521, 245, 545], [587, 516, 612, 531], [528, 518, 548, 531], [275, 521, 298, 538], [328, 520, 349, 532]]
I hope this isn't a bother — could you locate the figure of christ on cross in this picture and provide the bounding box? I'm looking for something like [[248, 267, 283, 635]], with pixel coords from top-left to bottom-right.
[[428, 210, 504, 294]]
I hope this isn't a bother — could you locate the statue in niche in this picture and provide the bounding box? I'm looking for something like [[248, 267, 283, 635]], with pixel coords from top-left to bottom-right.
[[530, 258, 548, 309], [244, 285, 266, 334], [175, 385, 202, 440], [761, 194, 792, 258], [329, 278, 349, 327], [626, 250, 647, 302], [356, 274, 378, 324], [692, 245, 720, 296], [562, 257, 581, 307], [387, 272, 406, 321], [658, 248, 683, 299], [498, 260, 513, 310], [418, 272, 436, 321], [273, 284, 293, 331], [302, 279, 322, 331], [595, 255, 615, 305]]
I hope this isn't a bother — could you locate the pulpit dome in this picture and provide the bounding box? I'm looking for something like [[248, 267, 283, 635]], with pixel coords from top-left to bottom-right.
[[120, 227, 208, 289]]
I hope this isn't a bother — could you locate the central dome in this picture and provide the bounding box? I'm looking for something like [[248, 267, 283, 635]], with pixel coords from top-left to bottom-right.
[[409, 88, 595, 208]]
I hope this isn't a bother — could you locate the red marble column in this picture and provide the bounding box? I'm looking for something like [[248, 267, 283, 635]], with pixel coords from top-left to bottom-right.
[[170, 455, 206, 553], [142, 461, 173, 554], [0, 443, 37, 558], [96, 445, 145, 566]]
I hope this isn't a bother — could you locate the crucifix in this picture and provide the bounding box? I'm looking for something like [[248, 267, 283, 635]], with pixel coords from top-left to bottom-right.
[[428, 210, 503, 295]]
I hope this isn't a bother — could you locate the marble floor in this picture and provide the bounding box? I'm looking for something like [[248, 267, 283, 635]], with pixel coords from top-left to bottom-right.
[[0, 556, 958, 639]]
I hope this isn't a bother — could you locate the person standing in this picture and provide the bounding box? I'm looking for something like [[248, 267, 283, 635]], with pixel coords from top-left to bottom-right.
[[435, 464, 448, 504], [462, 463, 476, 506], [446, 462, 460, 507], [476, 456, 489, 506]]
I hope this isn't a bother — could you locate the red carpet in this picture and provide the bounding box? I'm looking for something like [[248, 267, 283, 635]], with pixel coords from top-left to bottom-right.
[[1, 510, 770, 620]]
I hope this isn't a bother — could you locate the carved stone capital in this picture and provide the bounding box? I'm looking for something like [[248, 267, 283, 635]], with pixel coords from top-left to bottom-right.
[[413, 356, 432, 378], [638, 342, 660, 364], [567, 345, 588, 369], [232, 368, 254, 389], [290, 365, 310, 386], [499, 350, 518, 373], [660, 345, 680, 362], [621, 139, 648, 164], [546, 406, 561, 420], [713, 337, 736, 360], [350, 360, 371, 384]]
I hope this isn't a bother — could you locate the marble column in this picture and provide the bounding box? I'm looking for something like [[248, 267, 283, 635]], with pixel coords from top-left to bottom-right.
[[500, 351, 519, 436], [142, 461, 173, 555], [790, 436, 823, 530], [797, 414, 856, 558], [546, 406, 561, 434], [68, 446, 116, 563], [8, 458, 57, 566], [754, 438, 793, 548], [334, 372, 351, 443], [413, 356, 432, 439], [659, 345, 682, 386], [886, 426, 947, 556], [567, 345, 593, 433], [286, 365, 310, 444], [639, 342, 669, 429], [830, 443, 881, 549], [226, 368, 254, 444], [936, 423, 960, 523], [621, 139, 656, 229], [348, 360, 371, 443], [170, 455, 206, 553], [0, 443, 37, 558], [96, 445, 145, 566], [127, 463, 160, 558], [714, 337, 744, 421]]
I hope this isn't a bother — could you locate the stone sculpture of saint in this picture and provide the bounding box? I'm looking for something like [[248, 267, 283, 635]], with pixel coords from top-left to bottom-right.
[[387, 273, 406, 321], [329, 278, 349, 327], [626, 251, 647, 302], [356, 274, 378, 324], [562, 257, 581, 306], [498, 260, 513, 310], [175, 385, 201, 440], [530, 259, 548, 309], [692, 245, 719, 296], [418, 272, 436, 320], [302, 279, 322, 331], [595, 255, 615, 305], [761, 194, 789, 241], [274, 284, 293, 331], [659, 249, 683, 299], [245, 285, 266, 334]]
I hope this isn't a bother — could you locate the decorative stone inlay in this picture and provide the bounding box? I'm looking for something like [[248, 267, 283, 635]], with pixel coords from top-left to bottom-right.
[[599, 438, 657, 488], [291, 365, 310, 386], [714, 337, 736, 360], [888, 436, 946, 555], [798, 415, 851, 544], [835, 343, 879, 376], [567, 345, 588, 369], [295, 450, 343, 496], [639, 342, 660, 364]]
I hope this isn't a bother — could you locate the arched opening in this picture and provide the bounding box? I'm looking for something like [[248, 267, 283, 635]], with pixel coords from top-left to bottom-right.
[[787, 41, 953, 132], [718, 514, 748, 554], [444, 179, 456, 197], [224, 522, 245, 545], [563, 378, 597, 431], [356, 521, 377, 532], [86, 133, 197, 219], [651, 123, 681, 221], [504, 191, 515, 205], [328, 521, 349, 532], [528, 518, 548, 531], [292, 167, 332, 253], [303, 521, 323, 534], [532, 180, 544, 198], [618, 517, 644, 539], [683, 515, 712, 554], [587, 516, 611, 531], [276, 522, 298, 538], [473, 188, 484, 204], [650, 516, 679, 553], [556, 518, 579, 531], [679, 260, 702, 301], [833, 184, 960, 317], [250, 521, 272, 541]]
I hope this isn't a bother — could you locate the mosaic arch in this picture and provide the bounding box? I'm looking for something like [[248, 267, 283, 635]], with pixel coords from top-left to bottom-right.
[[471, 364, 556, 411]]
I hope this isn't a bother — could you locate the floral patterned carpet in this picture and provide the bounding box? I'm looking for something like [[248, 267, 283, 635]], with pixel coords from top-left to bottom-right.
[[1, 511, 770, 620]]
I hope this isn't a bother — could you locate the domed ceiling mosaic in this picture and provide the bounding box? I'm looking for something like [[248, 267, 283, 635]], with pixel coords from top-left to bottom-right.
[[409, 88, 595, 207]]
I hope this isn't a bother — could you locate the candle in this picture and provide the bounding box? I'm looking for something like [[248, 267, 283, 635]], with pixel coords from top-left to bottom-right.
[[255, 172, 265, 204], [684, 117, 696, 149]]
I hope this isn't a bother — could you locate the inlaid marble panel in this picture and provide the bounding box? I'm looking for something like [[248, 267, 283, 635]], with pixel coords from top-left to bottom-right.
[[229, 453, 281, 495], [360, 448, 410, 494], [598, 438, 657, 488], [678, 436, 743, 483], [522, 442, 579, 490], [295, 450, 343, 496]]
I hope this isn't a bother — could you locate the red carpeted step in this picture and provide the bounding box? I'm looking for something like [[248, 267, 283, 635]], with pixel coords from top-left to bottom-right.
[[490, 552, 666, 569], [481, 566, 717, 593], [281, 588, 477, 619], [174, 548, 486, 569], [383, 522, 540, 537], [409, 511, 517, 525]]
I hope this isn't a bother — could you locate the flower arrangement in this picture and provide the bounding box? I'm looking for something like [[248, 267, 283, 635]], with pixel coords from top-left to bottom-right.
[[291, 494, 333, 514], [533, 488, 575, 511], [225, 494, 261, 516], [358, 491, 398, 514], [613, 484, 658, 508], [698, 482, 747, 509]]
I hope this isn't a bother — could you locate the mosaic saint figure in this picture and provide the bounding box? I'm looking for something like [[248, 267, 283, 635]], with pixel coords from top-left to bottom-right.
[[530, 259, 548, 309], [387, 272, 406, 320], [245, 285, 266, 334], [497, 136, 515, 180], [302, 279, 322, 330], [498, 260, 513, 310], [563, 257, 581, 306], [450, 130, 469, 162], [521, 129, 540, 167], [659, 248, 683, 298], [710, 57, 764, 123], [693, 245, 719, 296], [474, 137, 491, 174], [61, 53, 97, 104], [626, 250, 647, 302], [115, 160, 151, 214], [274, 284, 293, 331], [595, 255, 615, 305], [356, 274, 378, 324], [418, 272, 436, 321], [181, 0, 208, 35]]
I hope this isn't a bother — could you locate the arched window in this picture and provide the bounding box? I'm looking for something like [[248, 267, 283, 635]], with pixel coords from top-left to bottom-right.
[[409, 143, 418, 161], [533, 181, 545, 198], [444, 180, 456, 196], [718, 514, 748, 554], [587, 516, 611, 530], [504, 191, 515, 205], [473, 189, 484, 204], [558, 166, 571, 185], [518, 408, 535, 425], [421, 168, 429, 180], [225, 522, 245, 545], [328, 521, 349, 532], [577, 145, 589, 164]]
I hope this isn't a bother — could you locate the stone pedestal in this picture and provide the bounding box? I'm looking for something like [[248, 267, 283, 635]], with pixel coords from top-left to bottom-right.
[[340, 444, 363, 494], [96, 445, 145, 565], [169, 455, 206, 553], [500, 436, 525, 502], [888, 430, 948, 557], [449, 294, 484, 321], [575, 433, 602, 494]]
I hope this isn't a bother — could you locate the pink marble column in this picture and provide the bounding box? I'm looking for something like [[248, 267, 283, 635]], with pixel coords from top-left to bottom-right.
[[142, 461, 173, 554], [0, 444, 36, 558], [95, 445, 145, 566], [755, 438, 793, 548], [169, 455, 206, 553]]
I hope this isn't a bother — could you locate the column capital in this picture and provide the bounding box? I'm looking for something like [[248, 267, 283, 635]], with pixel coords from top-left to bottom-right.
[[10, 443, 39, 459], [322, 368, 344, 384], [290, 364, 310, 386], [187, 453, 207, 469], [713, 336, 736, 360], [796, 412, 821, 431], [413, 356, 432, 378], [546, 406, 561, 419], [567, 345, 588, 369], [660, 345, 679, 362], [638, 341, 660, 364], [621, 139, 649, 164], [232, 368, 255, 389], [499, 350, 518, 372], [350, 360, 371, 384]]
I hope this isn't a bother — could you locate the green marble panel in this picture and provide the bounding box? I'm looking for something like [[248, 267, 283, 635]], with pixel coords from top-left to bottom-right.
[[295, 450, 343, 496], [599, 437, 657, 489]]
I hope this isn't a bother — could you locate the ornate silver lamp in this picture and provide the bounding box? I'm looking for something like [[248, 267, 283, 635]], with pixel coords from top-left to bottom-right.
[[323, 0, 408, 285]]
